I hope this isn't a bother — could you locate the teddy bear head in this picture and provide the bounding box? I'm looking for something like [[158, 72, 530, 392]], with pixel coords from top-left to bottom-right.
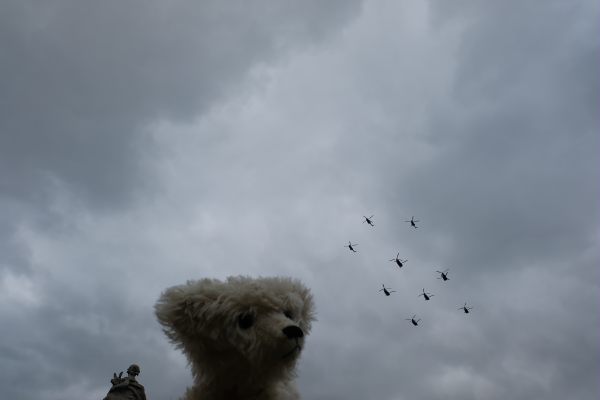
[[155, 276, 315, 382]]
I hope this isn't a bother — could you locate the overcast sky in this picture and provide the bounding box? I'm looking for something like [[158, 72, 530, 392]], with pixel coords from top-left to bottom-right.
[[1, 1, 598, 399]]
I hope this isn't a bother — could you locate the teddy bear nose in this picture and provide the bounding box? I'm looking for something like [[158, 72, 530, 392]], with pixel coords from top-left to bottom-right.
[[282, 326, 304, 339]]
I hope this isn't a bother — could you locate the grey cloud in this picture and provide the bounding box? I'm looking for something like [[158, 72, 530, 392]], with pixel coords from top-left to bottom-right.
[[0, 2, 364, 399], [390, 0, 600, 273], [1, 1, 598, 399], [0, 0, 362, 211]]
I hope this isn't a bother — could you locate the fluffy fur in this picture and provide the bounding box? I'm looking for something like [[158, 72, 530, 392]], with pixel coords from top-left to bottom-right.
[[155, 276, 315, 400]]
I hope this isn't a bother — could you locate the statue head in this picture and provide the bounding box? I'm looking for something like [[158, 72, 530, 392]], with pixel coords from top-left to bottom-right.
[[126, 364, 140, 376]]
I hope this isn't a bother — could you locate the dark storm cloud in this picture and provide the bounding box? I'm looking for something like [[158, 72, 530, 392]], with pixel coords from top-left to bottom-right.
[[398, 0, 600, 271], [0, 2, 363, 399], [0, 0, 362, 210]]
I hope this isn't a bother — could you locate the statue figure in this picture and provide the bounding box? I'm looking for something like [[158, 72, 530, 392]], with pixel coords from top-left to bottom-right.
[[103, 364, 147, 400]]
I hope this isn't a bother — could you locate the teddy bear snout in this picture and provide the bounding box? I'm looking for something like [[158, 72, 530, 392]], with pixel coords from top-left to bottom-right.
[[282, 325, 304, 339]]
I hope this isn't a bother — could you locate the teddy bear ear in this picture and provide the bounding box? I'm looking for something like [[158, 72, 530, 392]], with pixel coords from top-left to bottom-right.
[[299, 290, 316, 332], [155, 279, 222, 341], [155, 286, 203, 339]]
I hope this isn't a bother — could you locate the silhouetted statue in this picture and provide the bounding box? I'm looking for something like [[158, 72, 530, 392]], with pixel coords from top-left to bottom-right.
[[103, 364, 146, 400]]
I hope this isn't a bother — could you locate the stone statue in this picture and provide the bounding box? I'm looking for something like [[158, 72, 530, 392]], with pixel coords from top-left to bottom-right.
[[103, 364, 147, 400]]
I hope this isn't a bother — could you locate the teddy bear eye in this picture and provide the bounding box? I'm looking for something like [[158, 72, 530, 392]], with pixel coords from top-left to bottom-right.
[[283, 310, 294, 320], [237, 313, 255, 330]]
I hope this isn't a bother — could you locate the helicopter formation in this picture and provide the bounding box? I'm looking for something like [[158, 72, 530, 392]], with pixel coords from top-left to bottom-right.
[[346, 215, 473, 326]]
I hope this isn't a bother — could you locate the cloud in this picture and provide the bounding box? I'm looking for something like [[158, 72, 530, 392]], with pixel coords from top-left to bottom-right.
[[0, 0, 362, 211], [0, 1, 363, 399]]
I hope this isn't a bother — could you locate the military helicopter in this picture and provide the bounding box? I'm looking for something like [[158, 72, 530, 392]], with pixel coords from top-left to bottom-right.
[[389, 253, 408, 268], [363, 215, 375, 226], [378, 284, 396, 296], [345, 241, 358, 252], [436, 269, 450, 281], [459, 303, 473, 314], [405, 315, 421, 326], [405, 216, 419, 229], [418, 288, 434, 301]]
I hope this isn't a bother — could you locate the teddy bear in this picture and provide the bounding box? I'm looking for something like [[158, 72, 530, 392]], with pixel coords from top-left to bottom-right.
[[155, 276, 315, 400]]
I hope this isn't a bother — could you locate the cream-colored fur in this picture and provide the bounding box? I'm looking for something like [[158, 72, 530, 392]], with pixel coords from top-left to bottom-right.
[[155, 276, 315, 400]]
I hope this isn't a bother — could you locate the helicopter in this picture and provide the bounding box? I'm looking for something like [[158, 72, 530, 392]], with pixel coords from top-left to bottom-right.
[[405, 216, 419, 229], [436, 269, 450, 281], [459, 303, 473, 314], [418, 288, 434, 301], [389, 253, 407, 268], [363, 215, 375, 226], [405, 315, 421, 326], [345, 241, 358, 252], [378, 284, 396, 296]]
